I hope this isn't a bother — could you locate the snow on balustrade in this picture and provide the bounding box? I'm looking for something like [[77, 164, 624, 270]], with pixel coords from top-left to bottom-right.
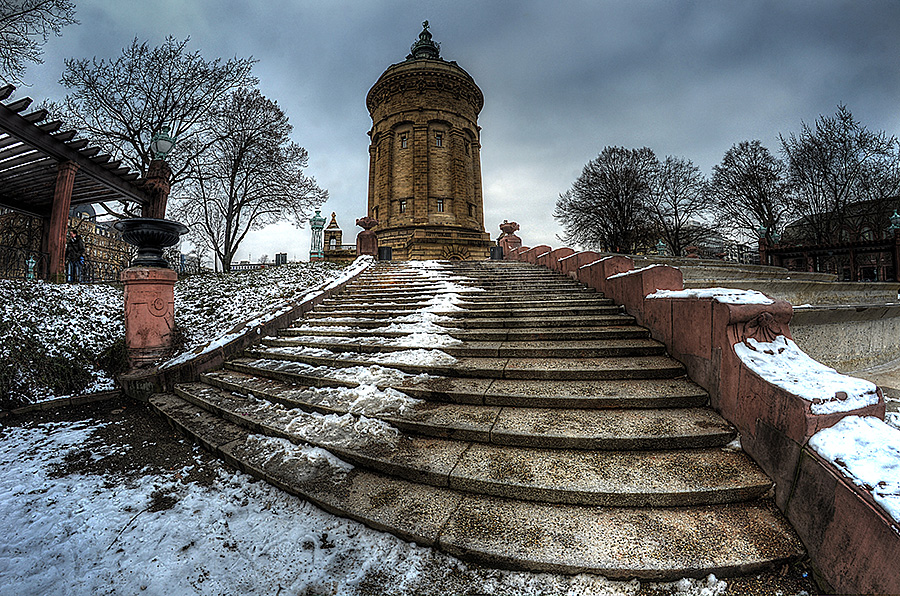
[[734, 336, 880, 414], [808, 415, 900, 524], [646, 287, 774, 305]]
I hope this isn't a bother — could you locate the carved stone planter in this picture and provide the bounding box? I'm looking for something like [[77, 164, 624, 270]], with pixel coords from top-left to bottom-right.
[[114, 217, 188, 268]]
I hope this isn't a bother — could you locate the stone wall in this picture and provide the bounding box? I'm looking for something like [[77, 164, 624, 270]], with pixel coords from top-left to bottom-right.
[[791, 304, 900, 371]]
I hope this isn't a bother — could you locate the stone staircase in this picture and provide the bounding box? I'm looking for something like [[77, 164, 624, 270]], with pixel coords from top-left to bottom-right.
[[149, 260, 804, 580]]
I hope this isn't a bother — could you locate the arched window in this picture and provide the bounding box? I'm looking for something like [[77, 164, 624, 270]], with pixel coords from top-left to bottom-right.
[[329, 237, 337, 249]]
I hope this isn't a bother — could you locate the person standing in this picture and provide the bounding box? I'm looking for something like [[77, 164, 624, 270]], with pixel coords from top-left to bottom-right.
[[65, 229, 85, 283]]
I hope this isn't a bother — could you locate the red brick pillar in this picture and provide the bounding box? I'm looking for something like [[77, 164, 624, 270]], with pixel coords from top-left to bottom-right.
[[122, 267, 178, 368], [47, 161, 79, 282]]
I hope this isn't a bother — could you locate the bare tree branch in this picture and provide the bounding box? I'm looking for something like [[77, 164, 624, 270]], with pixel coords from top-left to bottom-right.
[[0, 0, 77, 84], [171, 88, 327, 272]]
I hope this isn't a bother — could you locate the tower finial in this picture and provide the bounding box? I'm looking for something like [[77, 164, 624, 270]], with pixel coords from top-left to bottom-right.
[[408, 20, 441, 60]]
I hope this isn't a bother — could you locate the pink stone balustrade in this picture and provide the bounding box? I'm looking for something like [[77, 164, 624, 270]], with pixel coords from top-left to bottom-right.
[[505, 244, 896, 595]]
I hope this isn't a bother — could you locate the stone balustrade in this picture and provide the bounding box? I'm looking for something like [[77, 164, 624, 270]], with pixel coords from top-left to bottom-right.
[[505, 244, 898, 595]]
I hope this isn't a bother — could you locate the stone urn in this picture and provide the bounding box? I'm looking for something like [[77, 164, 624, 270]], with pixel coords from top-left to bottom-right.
[[498, 220, 522, 254], [499, 220, 520, 237], [115, 217, 189, 268], [356, 216, 379, 257]]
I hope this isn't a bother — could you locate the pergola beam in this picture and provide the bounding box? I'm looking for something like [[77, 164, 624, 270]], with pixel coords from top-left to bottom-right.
[[0, 102, 150, 206]]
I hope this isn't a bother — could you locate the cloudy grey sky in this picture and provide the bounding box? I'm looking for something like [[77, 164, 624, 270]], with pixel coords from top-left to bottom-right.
[[18, 0, 900, 260]]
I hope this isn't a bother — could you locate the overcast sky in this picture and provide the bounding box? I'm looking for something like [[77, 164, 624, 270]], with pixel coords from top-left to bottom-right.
[[18, 0, 900, 261]]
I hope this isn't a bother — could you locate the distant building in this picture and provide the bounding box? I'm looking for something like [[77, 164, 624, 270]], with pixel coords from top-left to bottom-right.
[[322, 213, 357, 262], [774, 196, 900, 281], [0, 204, 130, 281], [275, 252, 288, 266], [365, 22, 491, 260]]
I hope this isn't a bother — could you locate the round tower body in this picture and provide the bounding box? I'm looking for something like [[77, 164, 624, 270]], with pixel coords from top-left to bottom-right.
[[365, 24, 491, 260]]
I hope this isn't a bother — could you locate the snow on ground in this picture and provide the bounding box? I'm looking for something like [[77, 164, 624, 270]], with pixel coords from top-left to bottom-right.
[[170, 260, 348, 357], [0, 414, 735, 596], [734, 335, 880, 414], [0, 281, 123, 404], [647, 288, 774, 305], [808, 415, 900, 524], [0, 261, 347, 407]]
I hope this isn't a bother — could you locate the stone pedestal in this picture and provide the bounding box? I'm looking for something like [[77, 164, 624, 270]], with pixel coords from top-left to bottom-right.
[[356, 216, 379, 257], [122, 267, 177, 368]]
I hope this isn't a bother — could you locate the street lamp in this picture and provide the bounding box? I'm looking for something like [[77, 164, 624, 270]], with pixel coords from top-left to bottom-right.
[[149, 126, 177, 160], [656, 239, 667, 255], [757, 224, 768, 239]]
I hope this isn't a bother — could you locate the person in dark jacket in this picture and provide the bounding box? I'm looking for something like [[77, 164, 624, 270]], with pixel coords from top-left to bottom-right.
[[65, 229, 85, 283]]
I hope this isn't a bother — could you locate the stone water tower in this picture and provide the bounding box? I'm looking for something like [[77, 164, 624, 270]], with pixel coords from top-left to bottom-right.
[[365, 21, 491, 260]]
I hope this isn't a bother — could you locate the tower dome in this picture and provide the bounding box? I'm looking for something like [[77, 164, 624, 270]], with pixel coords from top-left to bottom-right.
[[365, 22, 491, 260]]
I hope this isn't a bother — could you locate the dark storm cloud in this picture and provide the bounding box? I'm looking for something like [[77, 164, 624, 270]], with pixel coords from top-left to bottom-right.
[[20, 0, 900, 254]]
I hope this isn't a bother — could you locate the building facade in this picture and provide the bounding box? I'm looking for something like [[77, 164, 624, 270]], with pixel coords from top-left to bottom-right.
[[365, 22, 491, 260]]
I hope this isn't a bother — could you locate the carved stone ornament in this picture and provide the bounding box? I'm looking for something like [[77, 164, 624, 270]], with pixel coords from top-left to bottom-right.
[[741, 311, 783, 346], [356, 216, 378, 230]]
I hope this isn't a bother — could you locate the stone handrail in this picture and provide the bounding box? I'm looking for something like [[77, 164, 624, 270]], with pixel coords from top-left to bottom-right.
[[120, 256, 375, 402], [505, 244, 897, 594]]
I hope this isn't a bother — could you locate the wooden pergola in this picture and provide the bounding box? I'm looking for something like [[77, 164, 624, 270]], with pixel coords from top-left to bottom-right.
[[0, 85, 152, 281]]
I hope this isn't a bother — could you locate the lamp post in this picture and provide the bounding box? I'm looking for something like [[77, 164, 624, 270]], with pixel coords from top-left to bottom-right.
[[117, 125, 187, 369], [149, 126, 177, 159]]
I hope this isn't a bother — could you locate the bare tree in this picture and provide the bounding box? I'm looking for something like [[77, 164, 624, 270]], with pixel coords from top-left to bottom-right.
[[0, 0, 76, 84], [57, 36, 256, 216], [780, 105, 900, 243], [710, 140, 792, 244], [172, 88, 327, 272], [554, 147, 657, 253], [649, 155, 713, 256]]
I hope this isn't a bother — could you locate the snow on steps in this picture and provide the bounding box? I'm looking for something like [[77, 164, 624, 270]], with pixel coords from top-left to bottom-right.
[[149, 259, 805, 580]]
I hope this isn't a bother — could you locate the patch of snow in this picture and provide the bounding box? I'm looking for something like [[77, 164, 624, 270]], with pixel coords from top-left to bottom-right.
[[606, 264, 671, 279], [808, 416, 900, 524], [646, 287, 774, 305], [734, 336, 880, 414], [283, 411, 400, 450], [245, 434, 354, 475], [369, 349, 457, 367]]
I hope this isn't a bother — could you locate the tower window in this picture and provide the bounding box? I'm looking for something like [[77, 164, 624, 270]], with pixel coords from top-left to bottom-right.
[[465, 140, 470, 155], [436, 199, 444, 213], [400, 134, 408, 149], [468, 203, 475, 217], [399, 199, 407, 213], [435, 132, 443, 147]]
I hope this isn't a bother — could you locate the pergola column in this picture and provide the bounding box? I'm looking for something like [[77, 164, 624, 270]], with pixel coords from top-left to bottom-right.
[[47, 161, 79, 282]]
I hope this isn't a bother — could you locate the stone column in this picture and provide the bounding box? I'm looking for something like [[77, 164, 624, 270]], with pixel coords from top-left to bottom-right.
[[122, 267, 178, 368], [47, 161, 79, 282]]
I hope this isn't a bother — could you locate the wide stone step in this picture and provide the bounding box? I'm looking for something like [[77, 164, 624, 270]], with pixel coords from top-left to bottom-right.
[[454, 297, 615, 309], [225, 358, 708, 409], [437, 314, 636, 329], [169, 384, 770, 507], [196, 370, 732, 449], [244, 347, 686, 380], [283, 326, 651, 342], [149, 393, 804, 580], [262, 337, 666, 358]]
